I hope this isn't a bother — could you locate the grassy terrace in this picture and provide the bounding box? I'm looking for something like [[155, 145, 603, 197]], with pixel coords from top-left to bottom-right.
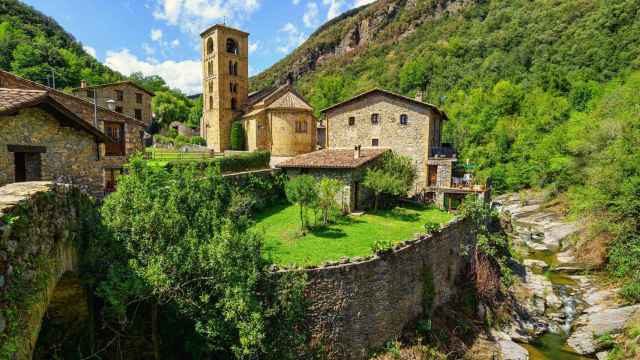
[[254, 203, 454, 267]]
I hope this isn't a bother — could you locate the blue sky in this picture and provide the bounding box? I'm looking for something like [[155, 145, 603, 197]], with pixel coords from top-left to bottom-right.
[[22, 0, 375, 94]]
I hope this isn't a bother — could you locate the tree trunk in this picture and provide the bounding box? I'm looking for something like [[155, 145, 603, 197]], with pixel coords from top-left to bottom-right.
[[152, 303, 161, 360], [299, 204, 305, 232]]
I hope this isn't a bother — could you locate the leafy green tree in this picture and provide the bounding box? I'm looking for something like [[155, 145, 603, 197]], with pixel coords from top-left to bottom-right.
[[230, 122, 245, 150], [97, 159, 307, 358], [285, 175, 318, 232], [316, 177, 344, 225], [309, 75, 347, 116], [363, 152, 417, 211], [152, 90, 190, 127]]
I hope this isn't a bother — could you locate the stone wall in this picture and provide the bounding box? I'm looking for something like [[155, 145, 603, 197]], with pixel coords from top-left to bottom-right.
[[289, 218, 476, 359], [0, 108, 103, 195], [325, 93, 445, 192], [0, 182, 94, 359]]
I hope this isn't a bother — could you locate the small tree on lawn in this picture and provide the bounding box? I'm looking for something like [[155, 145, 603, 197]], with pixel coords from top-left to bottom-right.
[[316, 177, 344, 225], [285, 175, 318, 232], [230, 121, 245, 150], [363, 152, 417, 211]]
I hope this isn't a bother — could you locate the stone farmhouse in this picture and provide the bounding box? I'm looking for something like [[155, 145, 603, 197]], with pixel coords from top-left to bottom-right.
[[71, 80, 155, 126], [200, 24, 316, 156], [0, 88, 111, 194], [0, 70, 147, 196], [306, 88, 485, 210]]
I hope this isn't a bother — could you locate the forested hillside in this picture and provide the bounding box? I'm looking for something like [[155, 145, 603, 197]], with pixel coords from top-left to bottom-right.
[[255, 0, 640, 299], [0, 0, 200, 128]]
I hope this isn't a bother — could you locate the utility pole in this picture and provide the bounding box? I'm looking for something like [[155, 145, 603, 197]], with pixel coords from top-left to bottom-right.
[[51, 68, 56, 89], [93, 90, 98, 127]]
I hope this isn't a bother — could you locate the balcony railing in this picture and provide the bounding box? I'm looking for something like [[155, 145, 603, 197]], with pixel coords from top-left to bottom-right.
[[429, 146, 457, 158]]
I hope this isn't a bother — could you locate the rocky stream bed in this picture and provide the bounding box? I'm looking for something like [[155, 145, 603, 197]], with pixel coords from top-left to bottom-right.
[[491, 193, 640, 360]]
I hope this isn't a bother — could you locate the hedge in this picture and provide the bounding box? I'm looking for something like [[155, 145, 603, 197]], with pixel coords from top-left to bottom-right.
[[166, 151, 271, 173]]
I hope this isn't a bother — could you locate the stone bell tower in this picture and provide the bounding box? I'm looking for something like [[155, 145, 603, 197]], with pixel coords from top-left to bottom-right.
[[200, 24, 249, 152]]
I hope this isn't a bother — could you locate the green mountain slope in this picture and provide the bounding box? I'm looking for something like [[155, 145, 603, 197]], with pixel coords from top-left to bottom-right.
[[255, 0, 640, 299], [0, 0, 123, 88]]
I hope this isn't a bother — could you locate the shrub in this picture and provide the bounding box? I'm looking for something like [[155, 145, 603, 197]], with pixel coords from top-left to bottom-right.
[[316, 178, 344, 225], [190, 136, 206, 146], [363, 151, 417, 211], [174, 134, 189, 147], [230, 122, 245, 150], [167, 127, 178, 138], [371, 238, 394, 254], [154, 134, 173, 145], [167, 151, 271, 173], [424, 221, 440, 234]]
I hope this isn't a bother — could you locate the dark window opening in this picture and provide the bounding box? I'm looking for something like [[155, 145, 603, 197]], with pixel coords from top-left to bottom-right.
[[104, 168, 122, 194], [348, 116, 355, 126], [371, 113, 380, 125], [209, 96, 214, 110], [134, 109, 142, 120], [115, 90, 124, 101], [86, 89, 95, 98], [226, 38, 239, 55], [231, 98, 237, 111], [206, 38, 214, 55], [13, 152, 42, 182], [295, 120, 307, 133], [115, 106, 123, 113], [400, 114, 408, 125], [208, 61, 213, 76], [371, 138, 379, 147], [136, 93, 143, 104], [229, 61, 233, 75], [233, 62, 238, 76], [104, 121, 125, 156]]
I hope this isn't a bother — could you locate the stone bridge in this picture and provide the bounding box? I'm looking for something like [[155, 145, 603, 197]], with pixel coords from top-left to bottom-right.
[[0, 182, 94, 359]]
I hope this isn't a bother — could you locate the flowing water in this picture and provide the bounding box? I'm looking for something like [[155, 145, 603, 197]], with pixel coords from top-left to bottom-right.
[[522, 333, 593, 360]]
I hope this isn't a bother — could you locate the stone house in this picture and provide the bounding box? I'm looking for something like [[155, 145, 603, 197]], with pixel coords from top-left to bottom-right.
[[321, 88, 486, 209], [71, 80, 154, 126], [277, 147, 388, 212], [0, 88, 111, 195], [200, 24, 316, 156], [0, 70, 147, 196]]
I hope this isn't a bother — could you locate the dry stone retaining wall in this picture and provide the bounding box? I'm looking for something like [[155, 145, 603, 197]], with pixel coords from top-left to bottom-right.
[[285, 217, 476, 359]]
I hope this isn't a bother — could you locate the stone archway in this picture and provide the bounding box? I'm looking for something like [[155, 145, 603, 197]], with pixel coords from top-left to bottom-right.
[[32, 272, 92, 359]]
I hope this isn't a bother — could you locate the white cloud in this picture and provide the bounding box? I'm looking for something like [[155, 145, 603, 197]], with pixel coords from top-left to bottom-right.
[[83, 45, 97, 58], [151, 28, 164, 42], [249, 41, 260, 54], [292, 0, 300, 4], [323, 0, 346, 20], [152, 0, 261, 36], [354, 0, 375, 6], [171, 39, 181, 47], [142, 43, 156, 56], [276, 22, 307, 54], [303, 2, 319, 28], [105, 49, 201, 95]]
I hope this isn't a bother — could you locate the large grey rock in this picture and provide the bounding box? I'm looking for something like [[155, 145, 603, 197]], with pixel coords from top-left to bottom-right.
[[567, 305, 640, 355], [596, 351, 609, 360], [497, 339, 529, 360], [523, 259, 549, 272]]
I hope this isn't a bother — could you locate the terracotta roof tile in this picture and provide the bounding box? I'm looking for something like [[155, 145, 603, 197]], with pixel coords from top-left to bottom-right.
[[277, 148, 389, 169], [0, 88, 47, 113]]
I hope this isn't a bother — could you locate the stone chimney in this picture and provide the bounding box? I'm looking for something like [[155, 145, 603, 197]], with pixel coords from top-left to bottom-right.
[[354, 145, 361, 159], [415, 90, 424, 102], [80, 80, 87, 88]]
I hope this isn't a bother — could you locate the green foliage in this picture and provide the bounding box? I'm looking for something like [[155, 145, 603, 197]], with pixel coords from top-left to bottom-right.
[[230, 122, 245, 150], [96, 158, 307, 358], [363, 152, 417, 210], [190, 135, 206, 146], [285, 175, 319, 231], [316, 177, 344, 225], [424, 221, 440, 234], [371, 238, 394, 254], [166, 151, 271, 174], [152, 91, 192, 128]]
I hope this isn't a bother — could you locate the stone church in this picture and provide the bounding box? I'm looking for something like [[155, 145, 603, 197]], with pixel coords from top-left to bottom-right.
[[200, 24, 316, 156]]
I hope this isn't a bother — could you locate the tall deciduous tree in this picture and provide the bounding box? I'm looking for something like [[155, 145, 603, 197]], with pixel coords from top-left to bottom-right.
[[363, 152, 417, 211], [285, 175, 318, 232]]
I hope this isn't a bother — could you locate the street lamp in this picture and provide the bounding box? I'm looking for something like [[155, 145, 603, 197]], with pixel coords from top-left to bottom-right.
[[106, 99, 116, 111]]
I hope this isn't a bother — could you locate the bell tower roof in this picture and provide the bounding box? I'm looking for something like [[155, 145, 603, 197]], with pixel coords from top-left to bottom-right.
[[200, 24, 250, 37]]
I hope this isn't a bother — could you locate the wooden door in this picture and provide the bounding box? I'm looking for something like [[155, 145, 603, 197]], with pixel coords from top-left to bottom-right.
[[428, 165, 438, 186], [14, 152, 26, 182]]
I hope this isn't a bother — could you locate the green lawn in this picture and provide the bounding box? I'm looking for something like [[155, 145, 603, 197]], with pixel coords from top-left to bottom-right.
[[254, 203, 454, 266]]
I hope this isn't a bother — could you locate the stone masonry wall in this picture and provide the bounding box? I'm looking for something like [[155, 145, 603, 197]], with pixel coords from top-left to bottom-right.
[[0, 108, 103, 195], [0, 182, 93, 359], [287, 217, 476, 359]]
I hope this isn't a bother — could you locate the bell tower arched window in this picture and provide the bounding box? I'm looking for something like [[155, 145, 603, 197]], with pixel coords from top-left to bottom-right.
[[231, 98, 237, 111], [206, 38, 214, 55], [226, 38, 239, 55], [207, 61, 213, 76]]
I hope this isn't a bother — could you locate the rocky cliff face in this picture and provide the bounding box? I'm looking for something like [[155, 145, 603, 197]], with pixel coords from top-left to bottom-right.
[[251, 0, 478, 89]]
